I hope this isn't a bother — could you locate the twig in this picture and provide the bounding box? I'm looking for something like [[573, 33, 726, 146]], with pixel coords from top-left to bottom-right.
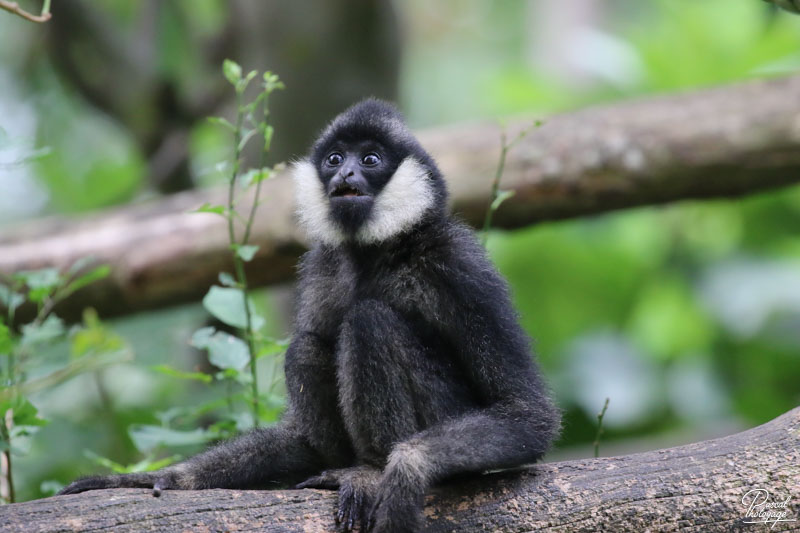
[[593, 397, 610, 458], [0, 0, 52, 23], [481, 120, 541, 246]]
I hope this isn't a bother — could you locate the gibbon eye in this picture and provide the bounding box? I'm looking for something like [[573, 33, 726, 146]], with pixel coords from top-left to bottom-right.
[[327, 153, 344, 166], [362, 153, 380, 166]]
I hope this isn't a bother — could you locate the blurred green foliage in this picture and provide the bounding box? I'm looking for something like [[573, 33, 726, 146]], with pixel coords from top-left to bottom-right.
[[407, 0, 800, 457], [1, 263, 127, 503], [1, 0, 800, 500]]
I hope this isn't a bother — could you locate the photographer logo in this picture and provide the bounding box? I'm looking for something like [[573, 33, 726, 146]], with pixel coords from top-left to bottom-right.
[[742, 488, 796, 529]]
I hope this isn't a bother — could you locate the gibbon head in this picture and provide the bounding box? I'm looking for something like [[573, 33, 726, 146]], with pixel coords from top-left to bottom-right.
[[292, 99, 447, 246]]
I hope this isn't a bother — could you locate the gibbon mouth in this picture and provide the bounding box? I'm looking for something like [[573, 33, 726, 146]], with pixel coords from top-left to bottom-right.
[[330, 184, 368, 198]]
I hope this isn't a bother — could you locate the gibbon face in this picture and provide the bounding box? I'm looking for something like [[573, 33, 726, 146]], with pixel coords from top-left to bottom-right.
[[292, 99, 445, 246]]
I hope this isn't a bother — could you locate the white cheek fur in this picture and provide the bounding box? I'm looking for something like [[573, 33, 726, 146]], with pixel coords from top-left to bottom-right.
[[292, 159, 345, 246], [292, 156, 434, 246], [356, 157, 434, 244]]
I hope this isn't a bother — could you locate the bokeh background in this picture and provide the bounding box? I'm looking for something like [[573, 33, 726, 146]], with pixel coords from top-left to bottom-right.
[[2, 0, 800, 502]]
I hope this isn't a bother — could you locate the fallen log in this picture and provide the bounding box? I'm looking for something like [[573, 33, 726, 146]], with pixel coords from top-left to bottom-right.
[[3, 75, 800, 320], [3, 407, 798, 532]]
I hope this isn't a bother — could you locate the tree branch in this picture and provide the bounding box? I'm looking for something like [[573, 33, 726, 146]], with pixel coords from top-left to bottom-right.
[[3, 407, 799, 531], [3, 75, 800, 320], [0, 0, 51, 23]]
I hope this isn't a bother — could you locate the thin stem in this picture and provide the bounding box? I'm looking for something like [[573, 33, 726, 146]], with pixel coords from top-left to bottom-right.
[[4, 283, 17, 386], [6, 350, 14, 390], [241, 182, 263, 247], [593, 397, 610, 458], [238, 86, 279, 425], [227, 93, 244, 247], [12, 280, 67, 380], [226, 90, 260, 427], [5, 287, 16, 328], [234, 257, 258, 426], [225, 380, 233, 413], [32, 296, 56, 327], [0, 0, 52, 22], [481, 132, 509, 247], [241, 94, 271, 246], [481, 121, 541, 247]]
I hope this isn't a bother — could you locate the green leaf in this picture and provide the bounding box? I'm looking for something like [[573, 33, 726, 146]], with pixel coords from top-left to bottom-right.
[[151, 364, 212, 384], [237, 69, 258, 93], [127, 455, 180, 473], [207, 116, 236, 132], [10, 424, 44, 454], [217, 367, 251, 386], [21, 315, 65, 347], [62, 265, 110, 298], [490, 189, 516, 212], [27, 287, 51, 305], [190, 327, 250, 370], [222, 59, 242, 85], [263, 71, 285, 92], [237, 245, 259, 262], [0, 396, 48, 428], [83, 449, 180, 474], [0, 322, 13, 354], [257, 337, 290, 359], [83, 450, 125, 472], [15, 268, 60, 290], [202, 286, 265, 330], [0, 285, 25, 312], [40, 480, 64, 497], [240, 167, 271, 188], [191, 202, 227, 216], [129, 424, 216, 453], [263, 125, 274, 151], [70, 309, 125, 358], [190, 326, 215, 346], [22, 146, 52, 163], [238, 127, 259, 152], [218, 272, 238, 287], [207, 417, 238, 438]]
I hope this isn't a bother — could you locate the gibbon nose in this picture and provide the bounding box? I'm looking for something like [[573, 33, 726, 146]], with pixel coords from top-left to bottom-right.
[[330, 174, 350, 190]]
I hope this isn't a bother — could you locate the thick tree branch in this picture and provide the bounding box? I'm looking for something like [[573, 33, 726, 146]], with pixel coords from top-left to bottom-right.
[[3, 407, 799, 532], [2, 75, 800, 320]]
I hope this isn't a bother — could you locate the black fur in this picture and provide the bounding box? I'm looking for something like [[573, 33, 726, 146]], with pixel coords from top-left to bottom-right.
[[59, 99, 561, 533]]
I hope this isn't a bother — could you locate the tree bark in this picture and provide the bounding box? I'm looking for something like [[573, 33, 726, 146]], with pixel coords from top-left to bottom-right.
[[3, 75, 800, 320], [3, 407, 799, 532]]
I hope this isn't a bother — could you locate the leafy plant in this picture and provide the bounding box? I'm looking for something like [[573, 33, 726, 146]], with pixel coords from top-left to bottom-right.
[[194, 60, 286, 427], [1, 260, 128, 503], [122, 61, 289, 462]]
